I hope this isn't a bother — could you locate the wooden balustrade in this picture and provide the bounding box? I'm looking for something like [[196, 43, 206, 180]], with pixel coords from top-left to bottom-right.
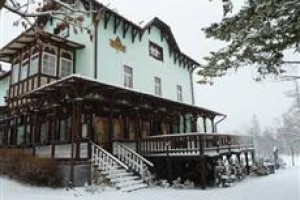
[[138, 133, 254, 156]]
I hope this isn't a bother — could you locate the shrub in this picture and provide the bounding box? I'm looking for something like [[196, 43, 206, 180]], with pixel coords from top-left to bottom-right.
[[0, 148, 62, 187]]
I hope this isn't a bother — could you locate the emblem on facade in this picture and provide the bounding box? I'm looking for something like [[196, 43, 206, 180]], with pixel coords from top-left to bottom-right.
[[110, 37, 126, 52]]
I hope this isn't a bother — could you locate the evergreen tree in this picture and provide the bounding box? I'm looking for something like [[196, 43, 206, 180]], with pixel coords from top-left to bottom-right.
[[200, 0, 300, 81]]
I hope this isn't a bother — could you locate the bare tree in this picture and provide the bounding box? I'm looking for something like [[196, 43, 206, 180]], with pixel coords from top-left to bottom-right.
[[0, 0, 103, 37]]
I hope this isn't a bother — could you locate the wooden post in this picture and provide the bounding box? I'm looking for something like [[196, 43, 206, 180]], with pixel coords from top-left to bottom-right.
[[183, 115, 187, 133], [192, 115, 198, 132], [203, 117, 207, 133], [199, 135, 207, 189], [75, 100, 82, 160], [32, 110, 39, 156], [166, 142, 172, 183], [51, 106, 57, 158], [245, 151, 250, 175], [107, 104, 114, 152], [70, 100, 76, 186], [211, 118, 215, 133]]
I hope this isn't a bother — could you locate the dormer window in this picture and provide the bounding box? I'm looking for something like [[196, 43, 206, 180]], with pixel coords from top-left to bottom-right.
[[149, 42, 163, 61], [42, 46, 57, 76], [60, 50, 73, 77], [30, 48, 39, 76]]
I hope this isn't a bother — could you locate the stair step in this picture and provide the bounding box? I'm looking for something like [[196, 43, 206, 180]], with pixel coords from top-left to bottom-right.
[[116, 179, 144, 188], [111, 175, 140, 183], [105, 172, 134, 179], [121, 183, 148, 192]]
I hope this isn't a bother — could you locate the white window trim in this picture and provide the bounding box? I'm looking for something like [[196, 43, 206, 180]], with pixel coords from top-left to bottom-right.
[[42, 52, 57, 76], [59, 57, 73, 77]]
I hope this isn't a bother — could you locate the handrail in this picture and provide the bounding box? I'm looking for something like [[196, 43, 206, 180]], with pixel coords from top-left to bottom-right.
[[115, 142, 154, 167], [91, 142, 129, 170], [148, 132, 253, 138]]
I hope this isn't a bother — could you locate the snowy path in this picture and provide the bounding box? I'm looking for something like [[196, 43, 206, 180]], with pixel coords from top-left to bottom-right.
[[0, 167, 299, 200]]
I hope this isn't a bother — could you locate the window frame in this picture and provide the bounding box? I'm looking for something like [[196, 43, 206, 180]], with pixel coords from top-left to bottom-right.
[[12, 62, 20, 84], [60, 57, 73, 77], [176, 85, 183, 102], [154, 76, 162, 96], [41, 47, 57, 76], [29, 52, 39, 76], [20, 59, 29, 81], [149, 41, 164, 61], [124, 65, 133, 89]]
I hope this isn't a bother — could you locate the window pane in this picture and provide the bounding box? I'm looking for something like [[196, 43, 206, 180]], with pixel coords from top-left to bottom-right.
[[60, 58, 73, 77], [155, 77, 162, 96], [30, 54, 39, 76], [149, 42, 163, 61], [177, 85, 183, 102], [20, 60, 29, 81], [12, 65, 19, 84], [124, 66, 133, 88], [42, 53, 56, 76]]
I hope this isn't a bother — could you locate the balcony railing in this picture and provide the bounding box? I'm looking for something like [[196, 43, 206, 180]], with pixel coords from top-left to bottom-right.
[[137, 133, 254, 156]]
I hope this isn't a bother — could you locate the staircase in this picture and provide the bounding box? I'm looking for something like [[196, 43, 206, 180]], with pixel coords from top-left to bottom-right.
[[91, 142, 154, 192]]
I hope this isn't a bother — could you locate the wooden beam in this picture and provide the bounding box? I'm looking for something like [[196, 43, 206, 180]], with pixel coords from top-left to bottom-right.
[[131, 28, 139, 43], [104, 11, 112, 29], [122, 21, 130, 39], [113, 16, 122, 34]]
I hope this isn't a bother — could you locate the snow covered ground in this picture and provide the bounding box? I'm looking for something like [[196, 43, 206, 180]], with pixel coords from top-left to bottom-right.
[[0, 156, 299, 200]]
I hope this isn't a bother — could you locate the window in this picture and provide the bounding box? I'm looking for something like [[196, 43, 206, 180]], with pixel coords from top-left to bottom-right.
[[154, 77, 162, 96], [176, 85, 183, 102], [42, 46, 57, 76], [20, 59, 29, 81], [124, 65, 133, 88], [60, 118, 70, 142], [149, 42, 163, 61], [60, 51, 73, 77], [12, 63, 20, 84], [30, 52, 39, 76]]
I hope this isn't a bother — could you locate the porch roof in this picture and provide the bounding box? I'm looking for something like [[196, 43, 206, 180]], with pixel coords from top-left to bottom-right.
[[0, 29, 85, 63], [21, 75, 224, 118]]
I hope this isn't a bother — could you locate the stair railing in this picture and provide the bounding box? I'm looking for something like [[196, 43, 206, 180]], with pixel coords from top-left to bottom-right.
[[113, 142, 154, 180], [91, 142, 129, 180]]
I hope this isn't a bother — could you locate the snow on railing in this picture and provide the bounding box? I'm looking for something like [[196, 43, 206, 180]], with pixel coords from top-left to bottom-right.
[[113, 142, 154, 180], [91, 142, 129, 180]]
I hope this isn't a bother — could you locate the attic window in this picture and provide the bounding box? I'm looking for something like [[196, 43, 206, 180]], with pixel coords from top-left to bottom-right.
[[149, 42, 163, 61]]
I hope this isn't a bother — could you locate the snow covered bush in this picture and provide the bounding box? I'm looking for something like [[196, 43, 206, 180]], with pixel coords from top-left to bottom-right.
[[0, 149, 62, 187]]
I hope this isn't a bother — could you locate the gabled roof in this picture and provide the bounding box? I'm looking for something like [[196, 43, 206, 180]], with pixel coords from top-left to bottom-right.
[[82, 0, 200, 67], [0, 28, 85, 63]]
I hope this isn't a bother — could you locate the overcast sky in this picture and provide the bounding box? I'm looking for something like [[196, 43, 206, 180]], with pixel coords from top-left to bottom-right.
[[0, 0, 297, 133]]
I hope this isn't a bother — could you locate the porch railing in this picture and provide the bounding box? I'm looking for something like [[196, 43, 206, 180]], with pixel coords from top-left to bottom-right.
[[138, 133, 254, 156], [113, 142, 154, 180]]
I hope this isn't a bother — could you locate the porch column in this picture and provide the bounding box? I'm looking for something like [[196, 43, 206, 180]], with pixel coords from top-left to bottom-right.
[[245, 151, 250, 175], [183, 115, 187, 133], [107, 104, 114, 152], [211, 117, 215, 133], [192, 114, 198, 132], [199, 135, 207, 189], [32, 110, 39, 155], [51, 106, 58, 158], [75, 100, 82, 160], [203, 117, 207, 133]]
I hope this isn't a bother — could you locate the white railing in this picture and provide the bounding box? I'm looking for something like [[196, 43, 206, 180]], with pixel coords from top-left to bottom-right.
[[91, 142, 129, 179], [113, 142, 154, 180]]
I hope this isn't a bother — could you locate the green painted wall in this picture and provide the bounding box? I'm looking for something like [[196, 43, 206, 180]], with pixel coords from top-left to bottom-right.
[[43, 2, 194, 104], [0, 75, 9, 106], [97, 20, 193, 104]]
